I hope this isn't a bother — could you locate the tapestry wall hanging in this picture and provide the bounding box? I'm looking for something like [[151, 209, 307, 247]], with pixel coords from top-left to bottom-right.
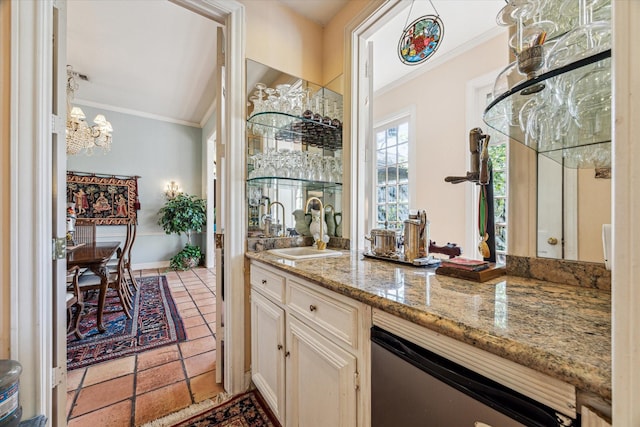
[[67, 171, 140, 225]]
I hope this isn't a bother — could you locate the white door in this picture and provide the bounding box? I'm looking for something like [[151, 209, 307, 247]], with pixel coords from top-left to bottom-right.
[[52, 2, 69, 425], [251, 291, 286, 424], [285, 316, 357, 427], [214, 25, 226, 385]]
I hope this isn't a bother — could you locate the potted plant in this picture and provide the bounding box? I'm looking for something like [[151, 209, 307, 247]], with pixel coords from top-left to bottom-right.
[[157, 193, 207, 270]]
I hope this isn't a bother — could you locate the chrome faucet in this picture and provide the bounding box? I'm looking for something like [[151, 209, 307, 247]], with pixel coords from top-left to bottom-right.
[[304, 196, 326, 250], [268, 201, 286, 237]]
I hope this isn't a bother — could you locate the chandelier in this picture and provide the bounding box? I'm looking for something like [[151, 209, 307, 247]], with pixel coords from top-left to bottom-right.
[[66, 65, 113, 155]]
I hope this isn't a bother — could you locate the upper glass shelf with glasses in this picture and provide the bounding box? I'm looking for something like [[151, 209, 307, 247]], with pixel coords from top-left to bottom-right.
[[484, 0, 611, 169], [247, 79, 343, 151]]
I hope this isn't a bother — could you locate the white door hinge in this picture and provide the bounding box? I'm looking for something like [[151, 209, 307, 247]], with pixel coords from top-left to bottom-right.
[[53, 237, 66, 260], [52, 366, 65, 388], [51, 114, 64, 135], [354, 371, 360, 390]]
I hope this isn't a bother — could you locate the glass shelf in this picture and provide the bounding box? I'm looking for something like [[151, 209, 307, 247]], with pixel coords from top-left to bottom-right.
[[247, 111, 343, 150], [247, 177, 342, 189], [483, 49, 611, 166]]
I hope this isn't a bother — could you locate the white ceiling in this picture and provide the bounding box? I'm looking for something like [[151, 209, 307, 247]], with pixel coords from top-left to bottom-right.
[[66, 0, 506, 127], [370, 0, 507, 93], [67, 0, 219, 127]]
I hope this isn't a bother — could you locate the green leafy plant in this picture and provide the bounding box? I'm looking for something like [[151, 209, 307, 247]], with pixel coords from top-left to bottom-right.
[[169, 244, 203, 271], [158, 193, 207, 270]]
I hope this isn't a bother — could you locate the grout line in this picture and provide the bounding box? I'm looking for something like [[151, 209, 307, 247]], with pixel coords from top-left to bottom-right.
[[69, 268, 218, 425]]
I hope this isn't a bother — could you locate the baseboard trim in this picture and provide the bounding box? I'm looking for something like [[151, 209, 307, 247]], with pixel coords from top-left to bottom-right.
[[134, 261, 170, 271]]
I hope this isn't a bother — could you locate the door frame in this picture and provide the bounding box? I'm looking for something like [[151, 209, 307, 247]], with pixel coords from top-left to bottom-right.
[[7, 1, 246, 422], [170, 0, 247, 395], [8, 0, 60, 420]]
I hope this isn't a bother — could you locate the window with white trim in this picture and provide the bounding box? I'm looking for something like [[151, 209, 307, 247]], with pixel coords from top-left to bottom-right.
[[374, 118, 410, 230]]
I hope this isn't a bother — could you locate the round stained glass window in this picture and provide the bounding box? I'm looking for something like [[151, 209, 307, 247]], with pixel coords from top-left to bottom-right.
[[398, 15, 444, 65]]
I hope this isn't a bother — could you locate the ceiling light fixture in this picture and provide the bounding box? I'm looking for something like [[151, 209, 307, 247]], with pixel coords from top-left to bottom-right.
[[66, 65, 113, 155]]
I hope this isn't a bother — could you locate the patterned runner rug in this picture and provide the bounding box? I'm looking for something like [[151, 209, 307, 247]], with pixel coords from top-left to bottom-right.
[[67, 275, 186, 370], [171, 390, 280, 427]]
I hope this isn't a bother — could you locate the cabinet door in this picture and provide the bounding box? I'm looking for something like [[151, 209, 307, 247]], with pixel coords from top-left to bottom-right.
[[286, 315, 357, 427], [251, 290, 286, 424]]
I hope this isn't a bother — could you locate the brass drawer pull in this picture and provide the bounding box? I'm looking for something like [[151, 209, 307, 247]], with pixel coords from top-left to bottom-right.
[[261, 279, 267, 285], [309, 304, 317, 312], [285, 351, 290, 358], [277, 344, 283, 350]]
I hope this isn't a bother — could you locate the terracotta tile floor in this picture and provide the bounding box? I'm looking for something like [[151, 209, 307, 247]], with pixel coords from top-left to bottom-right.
[[66, 267, 224, 426]]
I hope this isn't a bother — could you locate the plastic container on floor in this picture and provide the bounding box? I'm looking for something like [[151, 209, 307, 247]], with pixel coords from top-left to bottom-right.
[[0, 360, 22, 427]]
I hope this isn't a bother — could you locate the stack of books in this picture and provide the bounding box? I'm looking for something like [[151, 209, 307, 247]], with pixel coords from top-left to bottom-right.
[[440, 257, 490, 272]]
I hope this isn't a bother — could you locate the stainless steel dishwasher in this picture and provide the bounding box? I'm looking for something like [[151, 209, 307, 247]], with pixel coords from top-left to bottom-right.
[[371, 326, 578, 427]]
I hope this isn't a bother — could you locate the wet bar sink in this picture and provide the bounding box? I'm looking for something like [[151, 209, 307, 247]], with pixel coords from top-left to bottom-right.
[[268, 247, 342, 260]]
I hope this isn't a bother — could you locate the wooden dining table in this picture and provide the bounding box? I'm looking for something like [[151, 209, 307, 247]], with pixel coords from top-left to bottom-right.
[[67, 241, 121, 333]]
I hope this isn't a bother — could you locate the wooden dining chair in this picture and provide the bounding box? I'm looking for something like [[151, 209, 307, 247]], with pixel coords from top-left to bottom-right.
[[74, 219, 96, 244], [78, 243, 132, 320], [106, 219, 138, 293], [66, 266, 85, 340], [124, 220, 138, 291]]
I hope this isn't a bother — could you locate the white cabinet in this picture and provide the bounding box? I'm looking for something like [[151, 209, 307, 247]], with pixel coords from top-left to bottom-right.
[[251, 290, 286, 423], [286, 316, 357, 427], [250, 261, 368, 427]]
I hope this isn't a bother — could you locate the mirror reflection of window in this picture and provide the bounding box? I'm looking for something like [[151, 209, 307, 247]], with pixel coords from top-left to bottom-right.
[[374, 118, 410, 231]]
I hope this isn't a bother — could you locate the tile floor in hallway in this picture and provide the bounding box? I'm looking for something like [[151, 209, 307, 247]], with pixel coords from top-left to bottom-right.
[[66, 267, 224, 427]]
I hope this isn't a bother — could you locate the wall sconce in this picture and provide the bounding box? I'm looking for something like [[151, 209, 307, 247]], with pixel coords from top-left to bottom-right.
[[165, 181, 182, 200]]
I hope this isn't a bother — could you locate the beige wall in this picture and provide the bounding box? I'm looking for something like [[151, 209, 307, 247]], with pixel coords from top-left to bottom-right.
[[1, 0, 10, 359], [322, 0, 373, 86], [242, 0, 373, 86], [373, 33, 509, 249], [241, 0, 323, 84], [578, 169, 611, 262]]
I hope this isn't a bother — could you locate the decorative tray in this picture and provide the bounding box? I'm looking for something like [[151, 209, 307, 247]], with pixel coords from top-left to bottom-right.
[[363, 251, 441, 268]]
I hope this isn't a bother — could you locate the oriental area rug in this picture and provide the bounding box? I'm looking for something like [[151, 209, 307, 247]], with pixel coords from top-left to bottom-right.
[[171, 390, 280, 427], [67, 275, 186, 370]]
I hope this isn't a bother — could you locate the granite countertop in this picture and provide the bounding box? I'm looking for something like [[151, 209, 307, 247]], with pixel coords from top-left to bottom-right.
[[245, 250, 612, 401]]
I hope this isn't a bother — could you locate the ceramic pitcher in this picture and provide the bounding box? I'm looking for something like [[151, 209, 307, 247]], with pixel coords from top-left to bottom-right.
[[325, 206, 336, 237], [292, 209, 311, 236], [334, 212, 343, 237]]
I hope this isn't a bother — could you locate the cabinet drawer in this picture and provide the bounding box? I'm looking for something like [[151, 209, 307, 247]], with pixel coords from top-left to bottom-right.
[[287, 279, 359, 349], [250, 263, 285, 303]]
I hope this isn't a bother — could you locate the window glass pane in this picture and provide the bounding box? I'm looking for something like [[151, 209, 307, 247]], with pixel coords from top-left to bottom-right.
[[397, 163, 409, 182], [387, 204, 397, 222], [387, 185, 397, 203], [377, 205, 386, 222], [387, 144, 398, 164], [386, 127, 397, 146], [489, 144, 507, 171], [494, 198, 507, 224], [398, 184, 409, 202], [377, 149, 386, 169], [397, 142, 408, 163], [377, 186, 386, 204], [377, 167, 386, 184], [376, 131, 386, 150], [493, 171, 507, 196], [495, 225, 507, 252], [398, 203, 409, 221], [387, 166, 397, 184], [398, 122, 409, 143]]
